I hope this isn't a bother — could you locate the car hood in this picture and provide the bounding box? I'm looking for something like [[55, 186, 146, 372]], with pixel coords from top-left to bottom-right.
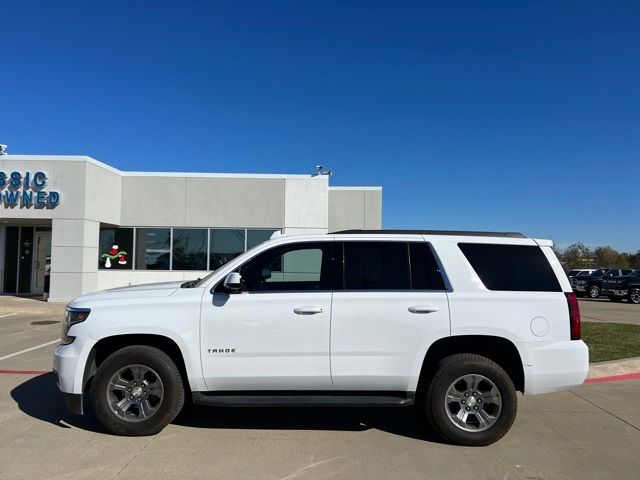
[[70, 281, 185, 304]]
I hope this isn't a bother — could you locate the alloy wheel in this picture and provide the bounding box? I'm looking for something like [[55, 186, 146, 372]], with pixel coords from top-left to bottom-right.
[[106, 364, 164, 422], [444, 374, 502, 432]]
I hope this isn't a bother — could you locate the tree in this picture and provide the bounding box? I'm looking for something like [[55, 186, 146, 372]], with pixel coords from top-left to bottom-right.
[[561, 243, 593, 269], [592, 246, 620, 268], [628, 251, 640, 269]]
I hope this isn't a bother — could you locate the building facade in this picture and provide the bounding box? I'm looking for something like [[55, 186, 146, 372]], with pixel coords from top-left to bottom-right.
[[0, 155, 382, 302]]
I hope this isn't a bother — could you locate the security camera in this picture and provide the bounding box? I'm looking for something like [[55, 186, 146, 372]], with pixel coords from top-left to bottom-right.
[[316, 165, 323, 172], [0, 144, 7, 155]]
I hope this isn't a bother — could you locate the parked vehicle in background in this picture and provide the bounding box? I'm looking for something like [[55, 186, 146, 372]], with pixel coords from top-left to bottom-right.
[[602, 270, 640, 304], [53, 230, 588, 446], [573, 269, 633, 299], [567, 269, 596, 279]]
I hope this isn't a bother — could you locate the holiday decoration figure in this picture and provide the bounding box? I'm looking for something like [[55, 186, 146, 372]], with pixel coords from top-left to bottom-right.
[[101, 244, 128, 268]]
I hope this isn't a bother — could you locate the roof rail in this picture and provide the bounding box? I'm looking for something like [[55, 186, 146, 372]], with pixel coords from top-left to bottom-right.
[[333, 229, 527, 238]]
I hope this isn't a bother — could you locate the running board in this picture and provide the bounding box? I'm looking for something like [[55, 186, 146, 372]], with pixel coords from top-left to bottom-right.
[[192, 391, 415, 407]]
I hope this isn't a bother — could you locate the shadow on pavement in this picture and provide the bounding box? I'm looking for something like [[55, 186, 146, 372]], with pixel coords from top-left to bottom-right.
[[11, 373, 446, 443], [10, 372, 106, 434]]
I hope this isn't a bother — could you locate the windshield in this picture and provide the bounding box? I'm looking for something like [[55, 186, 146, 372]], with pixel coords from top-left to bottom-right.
[[567, 270, 580, 276]]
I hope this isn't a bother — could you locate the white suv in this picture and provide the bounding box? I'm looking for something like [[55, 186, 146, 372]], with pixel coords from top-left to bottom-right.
[[53, 230, 588, 446]]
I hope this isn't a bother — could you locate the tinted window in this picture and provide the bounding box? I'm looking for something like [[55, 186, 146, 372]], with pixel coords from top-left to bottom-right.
[[99, 227, 133, 270], [172, 229, 207, 270], [410, 243, 446, 290], [239, 242, 332, 292], [135, 228, 171, 270], [210, 229, 245, 270], [458, 243, 561, 292], [344, 242, 410, 290]]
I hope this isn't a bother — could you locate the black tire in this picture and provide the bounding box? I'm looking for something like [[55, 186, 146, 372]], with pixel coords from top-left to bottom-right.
[[423, 354, 517, 446], [588, 286, 600, 299], [608, 295, 624, 303], [629, 288, 640, 305], [90, 345, 185, 436]]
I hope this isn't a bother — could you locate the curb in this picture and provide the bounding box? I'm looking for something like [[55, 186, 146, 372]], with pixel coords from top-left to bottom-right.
[[587, 356, 640, 380]]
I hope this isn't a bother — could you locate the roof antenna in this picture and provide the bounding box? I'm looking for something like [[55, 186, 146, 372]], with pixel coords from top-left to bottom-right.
[[314, 165, 332, 176]]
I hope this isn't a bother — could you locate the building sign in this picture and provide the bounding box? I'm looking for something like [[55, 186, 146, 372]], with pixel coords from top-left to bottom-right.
[[0, 171, 61, 208]]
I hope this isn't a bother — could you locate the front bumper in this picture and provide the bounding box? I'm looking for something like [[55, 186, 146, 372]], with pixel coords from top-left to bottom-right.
[[53, 340, 93, 415], [520, 340, 589, 395]]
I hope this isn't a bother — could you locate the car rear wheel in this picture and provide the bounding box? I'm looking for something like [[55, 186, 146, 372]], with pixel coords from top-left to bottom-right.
[[588, 286, 600, 299], [423, 354, 517, 446], [629, 288, 640, 305], [90, 345, 185, 436]]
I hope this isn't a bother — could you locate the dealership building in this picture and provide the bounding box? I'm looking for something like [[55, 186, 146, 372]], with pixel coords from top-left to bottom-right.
[[0, 155, 382, 302]]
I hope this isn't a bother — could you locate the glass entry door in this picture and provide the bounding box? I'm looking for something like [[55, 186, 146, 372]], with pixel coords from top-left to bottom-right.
[[32, 230, 52, 295]]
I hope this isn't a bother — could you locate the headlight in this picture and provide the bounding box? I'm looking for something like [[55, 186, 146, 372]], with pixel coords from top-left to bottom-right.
[[61, 307, 90, 345]]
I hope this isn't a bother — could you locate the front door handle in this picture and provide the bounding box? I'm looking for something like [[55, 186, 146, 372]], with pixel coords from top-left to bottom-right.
[[408, 305, 440, 314], [294, 306, 324, 315]]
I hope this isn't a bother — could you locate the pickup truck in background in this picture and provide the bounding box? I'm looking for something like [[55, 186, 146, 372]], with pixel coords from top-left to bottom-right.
[[572, 269, 633, 299], [602, 269, 640, 304]]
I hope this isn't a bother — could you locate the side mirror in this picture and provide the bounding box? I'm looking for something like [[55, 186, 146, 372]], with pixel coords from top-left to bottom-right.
[[223, 272, 242, 291]]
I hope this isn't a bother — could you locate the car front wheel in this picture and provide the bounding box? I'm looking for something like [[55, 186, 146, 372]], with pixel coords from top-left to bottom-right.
[[588, 286, 600, 299], [629, 288, 640, 305], [90, 345, 185, 436], [424, 353, 517, 446]]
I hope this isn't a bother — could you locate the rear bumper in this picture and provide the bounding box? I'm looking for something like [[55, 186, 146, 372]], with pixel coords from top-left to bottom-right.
[[606, 289, 628, 297], [520, 340, 589, 395]]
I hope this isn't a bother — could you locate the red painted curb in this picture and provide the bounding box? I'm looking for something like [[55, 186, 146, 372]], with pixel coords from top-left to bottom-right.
[[584, 372, 640, 384], [0, 369, 51, 375]]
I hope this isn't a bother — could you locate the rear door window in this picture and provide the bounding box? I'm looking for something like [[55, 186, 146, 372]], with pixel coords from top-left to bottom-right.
[[458, 243, 561, 292], [343, 242, 410, 290]]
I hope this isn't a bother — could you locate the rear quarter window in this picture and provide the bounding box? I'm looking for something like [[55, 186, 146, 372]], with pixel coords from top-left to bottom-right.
[[458, 243, 561, 292]]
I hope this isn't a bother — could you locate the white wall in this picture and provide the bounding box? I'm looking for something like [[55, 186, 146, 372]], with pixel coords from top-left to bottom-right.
[[1, 156, 381, 301], [328, 187, 382, 232]]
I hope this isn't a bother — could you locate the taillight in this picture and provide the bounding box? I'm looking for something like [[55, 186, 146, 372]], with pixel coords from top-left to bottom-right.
[[565, 292, 581, 340]]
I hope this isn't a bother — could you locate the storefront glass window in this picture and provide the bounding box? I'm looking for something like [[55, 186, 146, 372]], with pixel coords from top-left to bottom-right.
[[135, 228, 171, 270], [172, 228, 207, 270], [210, 229, 245, 270], [99, 228, 133, 270], [247, 229, 279, 250]]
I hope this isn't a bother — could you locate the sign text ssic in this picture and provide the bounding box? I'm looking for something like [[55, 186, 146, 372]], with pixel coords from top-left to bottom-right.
[[0, 171, 61, 208]]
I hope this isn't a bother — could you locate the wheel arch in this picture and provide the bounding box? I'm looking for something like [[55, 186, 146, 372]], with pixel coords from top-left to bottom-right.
[[417, 335, 525, 393], [83, 334, 192, 395]]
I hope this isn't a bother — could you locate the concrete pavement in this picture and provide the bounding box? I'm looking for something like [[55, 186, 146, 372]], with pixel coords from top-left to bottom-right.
[[579, 297, 640, 325]]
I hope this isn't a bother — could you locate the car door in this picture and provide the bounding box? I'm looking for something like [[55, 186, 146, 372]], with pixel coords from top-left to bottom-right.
[[330, 240, 450, 392], [200, 240, 335, 391]]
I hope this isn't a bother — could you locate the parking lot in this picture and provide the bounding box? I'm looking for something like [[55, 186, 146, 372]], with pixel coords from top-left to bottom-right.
[[1, 296, 639, 479]]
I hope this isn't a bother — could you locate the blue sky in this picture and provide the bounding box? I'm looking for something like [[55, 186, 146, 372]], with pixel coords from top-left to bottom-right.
[[1, 1, 638, 250]]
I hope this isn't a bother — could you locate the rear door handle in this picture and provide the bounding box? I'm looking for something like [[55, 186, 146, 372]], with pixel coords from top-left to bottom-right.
[[294, 306, 324, 315], [408, 305, 440, 314]]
